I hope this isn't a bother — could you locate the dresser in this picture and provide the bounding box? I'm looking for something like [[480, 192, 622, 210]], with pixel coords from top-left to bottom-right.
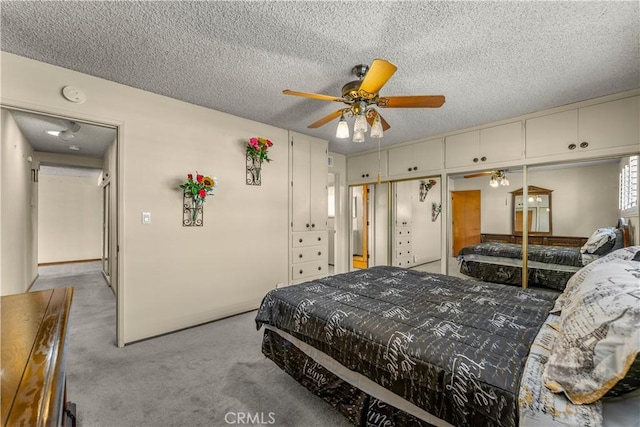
[[481, 233, 588, 247], [1, 287, 75, 426]]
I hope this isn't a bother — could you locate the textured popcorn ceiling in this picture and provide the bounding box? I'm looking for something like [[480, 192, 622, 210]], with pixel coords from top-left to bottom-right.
[[1, 1, 638, 155]]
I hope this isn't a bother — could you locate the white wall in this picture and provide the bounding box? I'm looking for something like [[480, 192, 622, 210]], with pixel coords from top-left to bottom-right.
[[1, 52, 289, 343], [450, 162, 620, 237], [1, 109, 37, 295], [38, 172, 102, 263]]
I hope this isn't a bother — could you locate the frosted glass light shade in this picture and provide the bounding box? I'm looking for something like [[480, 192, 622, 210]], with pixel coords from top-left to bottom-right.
[[370, 115, 383, 138], [353, 130, 365, 143], [353, 114, 367, 134], [336, 117, 349, 138], [489, 177, 499, 187]]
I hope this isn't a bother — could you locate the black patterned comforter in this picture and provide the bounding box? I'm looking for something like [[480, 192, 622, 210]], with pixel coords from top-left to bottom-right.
[[458, 242, 582, 267], [255, 266, 558, 427]]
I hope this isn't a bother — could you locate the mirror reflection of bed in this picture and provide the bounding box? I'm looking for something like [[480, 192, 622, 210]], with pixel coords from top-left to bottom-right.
[[453, 156, 634, 289]]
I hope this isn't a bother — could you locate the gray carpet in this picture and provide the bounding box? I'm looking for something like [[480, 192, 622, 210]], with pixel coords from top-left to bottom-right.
[[31, 263, 351, 426]]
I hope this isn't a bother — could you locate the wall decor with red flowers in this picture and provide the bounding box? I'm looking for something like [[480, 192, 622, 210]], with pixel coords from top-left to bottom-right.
[[179, 172, 217, 226], [246, 137, 273, 186]]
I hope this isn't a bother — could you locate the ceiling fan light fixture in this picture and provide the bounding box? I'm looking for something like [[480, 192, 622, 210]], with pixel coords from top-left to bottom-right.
[[353, 130, 365, 143], [370, 114, 383, 138], [336, 114, 350, 139], [353, 114, 367, 134], [58, 130, 75, 141], [45, 130, 60, 137], [489, 174, 499, 187]]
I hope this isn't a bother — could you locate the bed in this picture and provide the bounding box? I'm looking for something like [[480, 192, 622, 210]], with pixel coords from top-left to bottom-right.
[[457, 223, 629, 290], [255, 249, 640, 427]]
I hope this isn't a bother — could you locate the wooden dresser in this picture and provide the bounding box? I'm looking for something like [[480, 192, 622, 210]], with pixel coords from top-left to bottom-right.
[[481, 233, 588, 247], [1, 287, 75, 427]]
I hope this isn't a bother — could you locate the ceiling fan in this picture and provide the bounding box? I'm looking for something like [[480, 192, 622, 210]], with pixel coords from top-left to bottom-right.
[[464, 170, 510, 187], [58, 120, 81, 141], [282, 59, 445, 141]]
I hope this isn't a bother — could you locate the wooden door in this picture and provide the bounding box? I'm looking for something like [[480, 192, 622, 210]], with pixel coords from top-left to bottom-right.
[[451, 190, 481, 256], [352, 185, 368, 269]]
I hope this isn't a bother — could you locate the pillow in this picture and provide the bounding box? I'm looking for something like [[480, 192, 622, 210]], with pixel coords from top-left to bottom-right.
[[553, 246, 640, 314], [612, 229, 625, 252], [543, 258, 640, 404], [581, 227, 617, 255]]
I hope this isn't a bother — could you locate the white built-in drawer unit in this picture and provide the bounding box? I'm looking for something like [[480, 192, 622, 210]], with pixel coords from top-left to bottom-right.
[[395, 227, 411, 238], [292, 246, 326, 264], [292, 231, 326, 247], [292, 260, 327, 281]]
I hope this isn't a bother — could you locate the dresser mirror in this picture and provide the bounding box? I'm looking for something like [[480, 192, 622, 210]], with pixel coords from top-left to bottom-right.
[[511, 186, 552, 235]]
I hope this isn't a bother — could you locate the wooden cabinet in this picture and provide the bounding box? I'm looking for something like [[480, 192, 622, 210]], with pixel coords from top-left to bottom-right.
[[481, 233, 588, 247], [526, 96, 640, 158], [290, 132, 328, 284], [347, 151, 388, 184], [445, 121, 522, 168], [388, 138, 443, 177], [1, 287, 75, 427]]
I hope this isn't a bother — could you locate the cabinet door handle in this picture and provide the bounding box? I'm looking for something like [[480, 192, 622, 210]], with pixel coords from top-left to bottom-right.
[[299, 270, 303, 274], [480, 156, 487, 162], [306, 223, 310, 228], [318, 251, 322, 256], [317, 237, 322, 241], [299, 254, 303, 258], [366, 173, 370, 177], [413, 166, 418, 170], [408, 167, 412, 172], [311, 223, 315, 228], [580, 141, 589, 148], [473, 157, 479, 163], [362, 174, 365, 178], [318, 266, 322, 271], [568, 143, 577, 150], [299, 238, 303, 243]]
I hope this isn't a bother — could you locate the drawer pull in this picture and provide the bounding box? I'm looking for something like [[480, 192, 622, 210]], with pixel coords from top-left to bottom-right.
[[318, 237, 322, 241], [299, 238, 303, 243], [299, 254, 303, 258], [306, 223, 310, 228], [299, 270, 303, 274], [568, 143, 577, 150], [318, 266, 322, 271], [311, 223, 315, 228], [580, 141, 589, 148], [318, 251, 322, 256]]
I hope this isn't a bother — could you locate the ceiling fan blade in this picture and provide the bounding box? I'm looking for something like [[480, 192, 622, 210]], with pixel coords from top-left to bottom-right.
[[378, 95, 446, 108], [366, 110, 391, 131], [308, 109, 346, 129], [283, 89, 347, 103], [463, 171, 493, 179], [358, 59, 397, 99]]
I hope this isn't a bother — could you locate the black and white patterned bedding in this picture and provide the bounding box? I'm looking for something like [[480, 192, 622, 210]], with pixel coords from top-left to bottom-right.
[[457, 243, 584, 290], [255, 266, 559, 427]]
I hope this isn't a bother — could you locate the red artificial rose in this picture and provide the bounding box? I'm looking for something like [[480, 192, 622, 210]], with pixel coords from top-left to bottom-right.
[[188, 174, 193, 180], [266, 139, 273, 147], [199, 189, 206, 198], [196, 174, 203, 183]]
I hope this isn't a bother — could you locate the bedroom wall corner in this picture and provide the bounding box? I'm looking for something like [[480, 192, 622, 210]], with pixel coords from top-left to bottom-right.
[[0, 109, 37, 295], [329, 152, 348, 274], [1, 52, 290, 342]]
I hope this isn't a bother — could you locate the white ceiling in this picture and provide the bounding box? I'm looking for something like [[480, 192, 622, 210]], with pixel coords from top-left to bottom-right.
[[1, 1, 638, 155]]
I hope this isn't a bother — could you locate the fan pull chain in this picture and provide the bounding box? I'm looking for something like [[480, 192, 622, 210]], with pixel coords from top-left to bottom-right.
[[377, 138, 381, 184]]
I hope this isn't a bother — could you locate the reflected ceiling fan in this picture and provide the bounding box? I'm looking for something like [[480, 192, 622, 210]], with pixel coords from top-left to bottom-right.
[[464, 170, 510, 187], [283, 59, 445, 142], [57, 120, 81, 141]]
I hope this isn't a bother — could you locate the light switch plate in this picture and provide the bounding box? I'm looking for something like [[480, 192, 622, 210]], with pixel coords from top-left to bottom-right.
[[142, 212, 151, 224]]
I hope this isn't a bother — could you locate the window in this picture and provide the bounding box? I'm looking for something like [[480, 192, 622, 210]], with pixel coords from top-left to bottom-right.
[[619, 155, 638, 214]]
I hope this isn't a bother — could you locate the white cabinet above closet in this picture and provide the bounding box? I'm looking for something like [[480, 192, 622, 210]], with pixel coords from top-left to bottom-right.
[[388, 138, 443, 178], [347, 150, 388, 184], [525, 95, 640, 159], [445, 121, 522, 169]]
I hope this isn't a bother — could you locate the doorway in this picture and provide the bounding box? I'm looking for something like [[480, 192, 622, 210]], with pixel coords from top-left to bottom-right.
[[451, 190, 481, 256], [352, 185, 368, 269]]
